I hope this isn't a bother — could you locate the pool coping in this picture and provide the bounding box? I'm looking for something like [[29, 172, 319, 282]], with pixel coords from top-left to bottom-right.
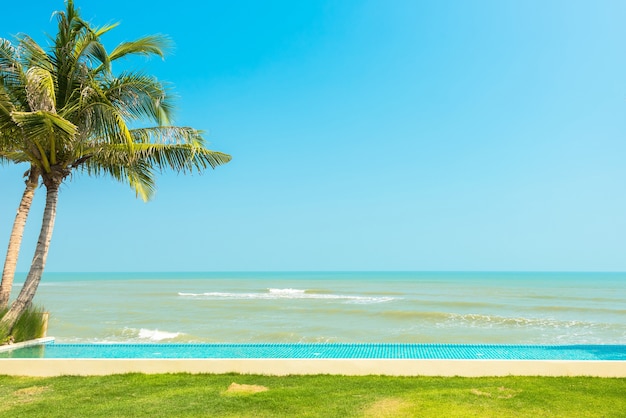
[[0, 358, 624, 377], [0, 337, 55, 353]]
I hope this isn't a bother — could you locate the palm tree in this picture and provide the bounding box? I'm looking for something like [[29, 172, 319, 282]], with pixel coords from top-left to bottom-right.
[[0, 38, 42, 310], [0, 166, 39, 310], [0, 1, 230, 333]]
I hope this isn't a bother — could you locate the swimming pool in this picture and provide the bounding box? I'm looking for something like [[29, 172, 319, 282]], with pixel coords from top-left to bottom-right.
[[1, 342, 625, 360]]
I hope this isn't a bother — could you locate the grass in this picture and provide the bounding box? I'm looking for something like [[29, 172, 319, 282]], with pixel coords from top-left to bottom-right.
[[0, 374, 624, 417], [0, 305, 47, 344]]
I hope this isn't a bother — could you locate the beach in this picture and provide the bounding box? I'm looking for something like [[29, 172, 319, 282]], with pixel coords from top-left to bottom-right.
[[12, 271, 626, 345]]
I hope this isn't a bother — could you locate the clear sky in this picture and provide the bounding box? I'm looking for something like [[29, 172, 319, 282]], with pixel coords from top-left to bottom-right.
[[1, 0, 626, 272]]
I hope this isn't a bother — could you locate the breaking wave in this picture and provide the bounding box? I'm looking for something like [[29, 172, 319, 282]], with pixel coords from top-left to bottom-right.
[[178, 288, 396, 304], [136, 328, 182, 341]]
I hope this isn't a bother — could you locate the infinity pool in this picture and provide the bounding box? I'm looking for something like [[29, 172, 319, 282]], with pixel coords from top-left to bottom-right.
[[1, 343, 625, 360]]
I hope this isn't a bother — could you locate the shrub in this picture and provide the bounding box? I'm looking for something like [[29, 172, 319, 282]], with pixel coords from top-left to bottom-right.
[[0, 305, 48, 344]]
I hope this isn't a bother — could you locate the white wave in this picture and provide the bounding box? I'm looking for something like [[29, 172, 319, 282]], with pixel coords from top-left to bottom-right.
[[55, 328, 184, 343], [435, 312, 603, 330], [178, 288, 395, 304], [268, 288, 306, 295], [137, 328, 181, 341]]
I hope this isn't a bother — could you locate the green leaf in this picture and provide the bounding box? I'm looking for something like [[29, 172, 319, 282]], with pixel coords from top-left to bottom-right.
[[108, 35, 172, 62]]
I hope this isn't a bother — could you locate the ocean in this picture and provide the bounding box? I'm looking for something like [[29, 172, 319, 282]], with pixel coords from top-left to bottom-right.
[[11, 271, 626, 345]]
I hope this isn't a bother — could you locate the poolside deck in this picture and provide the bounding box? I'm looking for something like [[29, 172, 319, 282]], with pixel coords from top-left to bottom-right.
[[1, 358, 624, 377]]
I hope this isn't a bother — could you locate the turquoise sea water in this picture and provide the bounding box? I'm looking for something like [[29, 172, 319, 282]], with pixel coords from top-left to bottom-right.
[[11, 271, 626, 345]]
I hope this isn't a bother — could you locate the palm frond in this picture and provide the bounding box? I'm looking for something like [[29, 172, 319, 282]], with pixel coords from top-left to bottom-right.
[[73, 22, 120, 74], [129, 126, 205, 146], [0, 39, 29, 105], [75, 34, 109, 67], [104, 72, 173, 124], [0, 150, 32, 164], [17, 35, 52, 73], [75, 100, 135, 147], [78, 150, 157, 201], [124, 159, 156, 201], [91, 22, 120, 38], [89, 142, 231, 173], [0, 38, 22, 77], [143, 144, 231, 171], [0, 87, 16, 116], [11, 111, 78, 168], [11, 110, 77, 139], [108, 35, 172, 62]]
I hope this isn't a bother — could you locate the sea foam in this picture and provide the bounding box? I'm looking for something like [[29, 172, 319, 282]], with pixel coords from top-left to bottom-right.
[[137, 328, 181, 341], [178, 288, 395, 304]]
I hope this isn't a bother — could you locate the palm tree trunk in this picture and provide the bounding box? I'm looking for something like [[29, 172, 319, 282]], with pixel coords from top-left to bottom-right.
[[0, 180, 59, 333], [0, 167, 39, 309]]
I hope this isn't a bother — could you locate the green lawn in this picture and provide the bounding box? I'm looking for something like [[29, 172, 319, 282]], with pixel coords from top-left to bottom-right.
[[0, 374, 624, 417]]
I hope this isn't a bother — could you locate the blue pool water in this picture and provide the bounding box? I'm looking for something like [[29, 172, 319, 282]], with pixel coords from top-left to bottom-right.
[[1, 343, 625, 360]]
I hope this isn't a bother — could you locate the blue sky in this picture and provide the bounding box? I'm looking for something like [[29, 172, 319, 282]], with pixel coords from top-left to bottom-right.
[[1, 0, 626, 272]]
